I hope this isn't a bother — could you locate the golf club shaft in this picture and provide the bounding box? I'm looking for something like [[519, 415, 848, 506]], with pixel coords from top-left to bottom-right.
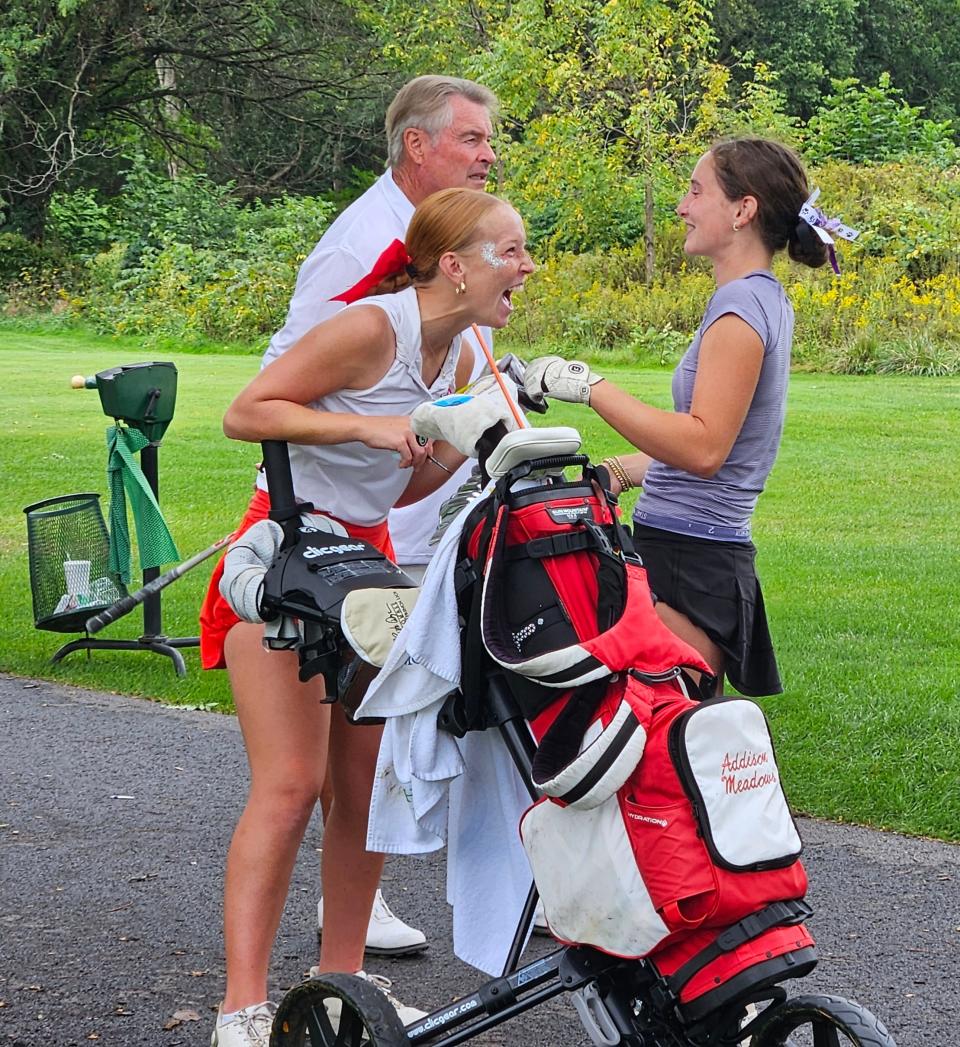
[[470, 324, 527, 429], [84, 535, 232, 634]]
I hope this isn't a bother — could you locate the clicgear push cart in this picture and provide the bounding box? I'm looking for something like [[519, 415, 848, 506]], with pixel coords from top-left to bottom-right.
[[238, 434, 896, 1047]]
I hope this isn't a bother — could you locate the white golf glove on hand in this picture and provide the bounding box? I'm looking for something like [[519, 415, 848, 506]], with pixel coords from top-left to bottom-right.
[[411, 387, 520, 458], [468, 357, 528, 399], [220, 518, 284, 622], [523, 356, 603, 406], [299, 512, 349, 539]]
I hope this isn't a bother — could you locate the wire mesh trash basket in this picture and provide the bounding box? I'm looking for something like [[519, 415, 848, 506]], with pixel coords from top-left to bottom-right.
[[24, 493, 126, 633]]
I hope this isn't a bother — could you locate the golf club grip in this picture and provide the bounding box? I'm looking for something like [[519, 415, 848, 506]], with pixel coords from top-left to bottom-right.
[[84, 536, 231, 634], [85, 590, 147, 632]]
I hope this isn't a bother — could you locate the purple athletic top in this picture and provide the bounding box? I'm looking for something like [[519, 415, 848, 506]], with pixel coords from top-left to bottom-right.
[[633, 270, 793, 541]]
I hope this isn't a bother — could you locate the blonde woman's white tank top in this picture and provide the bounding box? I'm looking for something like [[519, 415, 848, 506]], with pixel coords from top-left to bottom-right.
[[255, 286, 462, 525]]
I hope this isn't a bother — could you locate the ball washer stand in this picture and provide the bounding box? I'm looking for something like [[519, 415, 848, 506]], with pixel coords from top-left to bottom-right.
[[56, 362, 220, 676]]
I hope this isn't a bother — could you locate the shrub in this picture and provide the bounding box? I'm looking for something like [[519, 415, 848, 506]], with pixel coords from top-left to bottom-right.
[[804, 74, 958, 166], [785, 262, 960, 375], [0, 232, 82, 319], [102, 155, 244, 267], [501, 247, 713, 361], [74, 191, 335, 345], [0, 232, 64, 283], [47, 189, 116, 257]]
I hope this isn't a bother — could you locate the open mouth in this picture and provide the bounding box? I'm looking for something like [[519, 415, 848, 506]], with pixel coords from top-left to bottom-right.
[[501, 287, 518, 311]]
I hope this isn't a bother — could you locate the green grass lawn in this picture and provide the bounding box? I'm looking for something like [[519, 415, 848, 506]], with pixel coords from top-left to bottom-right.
[[1, 329, 958, 841]]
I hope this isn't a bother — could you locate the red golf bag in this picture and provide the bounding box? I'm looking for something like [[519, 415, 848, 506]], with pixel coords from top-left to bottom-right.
[[452, 457, 815, 1016]]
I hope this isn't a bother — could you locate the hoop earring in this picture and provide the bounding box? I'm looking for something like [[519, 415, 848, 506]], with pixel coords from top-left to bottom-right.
[[455, 279, 467, 295], [732, 222, 740, 232]]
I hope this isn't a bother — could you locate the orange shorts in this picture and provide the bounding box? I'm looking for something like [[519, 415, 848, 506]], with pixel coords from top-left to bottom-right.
[[199, 487, 395, 670]]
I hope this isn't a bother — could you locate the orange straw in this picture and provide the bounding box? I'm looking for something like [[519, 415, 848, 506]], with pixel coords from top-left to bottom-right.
[[470, 324, 527, 430]]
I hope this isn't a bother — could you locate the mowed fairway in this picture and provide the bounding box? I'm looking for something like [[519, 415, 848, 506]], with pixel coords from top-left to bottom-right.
[[1, 330, 958, 840]]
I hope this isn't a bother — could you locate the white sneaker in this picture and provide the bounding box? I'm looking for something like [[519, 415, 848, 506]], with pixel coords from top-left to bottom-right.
[[307, 967, 427, 1026], [317, 888, 428, 956], [210, 1001, 277, 1047]]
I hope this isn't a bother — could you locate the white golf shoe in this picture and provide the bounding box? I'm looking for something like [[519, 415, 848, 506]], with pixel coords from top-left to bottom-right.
[[317, 888, 428, 956], [210, 1001, 277, 1047], [307, 967, 427, 1027]]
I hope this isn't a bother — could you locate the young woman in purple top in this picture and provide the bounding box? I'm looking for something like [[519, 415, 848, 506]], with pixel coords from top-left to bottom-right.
[[523, 137, 839, 696]]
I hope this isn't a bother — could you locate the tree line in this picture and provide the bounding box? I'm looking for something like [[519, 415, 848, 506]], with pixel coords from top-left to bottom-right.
[[2, 0, 959, 250]]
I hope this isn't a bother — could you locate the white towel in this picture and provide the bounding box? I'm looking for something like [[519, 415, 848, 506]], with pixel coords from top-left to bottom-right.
[[359, 481, 474, 718], [359, 490, 481, 854], [448, 730, 534, 975]]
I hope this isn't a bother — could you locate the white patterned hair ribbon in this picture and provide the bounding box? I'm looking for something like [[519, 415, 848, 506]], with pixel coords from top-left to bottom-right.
[[799, 189, 860, 274]]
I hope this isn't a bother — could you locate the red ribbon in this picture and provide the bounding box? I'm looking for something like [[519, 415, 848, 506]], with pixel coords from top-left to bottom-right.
[[331, 238, 412, 304]]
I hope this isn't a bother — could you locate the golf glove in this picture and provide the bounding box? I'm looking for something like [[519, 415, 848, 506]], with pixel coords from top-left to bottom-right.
[[411, 387, 520, 458], [523, 356, 603, 406], [220, 518, 283, 622]]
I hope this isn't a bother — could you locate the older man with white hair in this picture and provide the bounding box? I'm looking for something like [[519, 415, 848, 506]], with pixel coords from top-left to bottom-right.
[[262, 74, 498, 581]]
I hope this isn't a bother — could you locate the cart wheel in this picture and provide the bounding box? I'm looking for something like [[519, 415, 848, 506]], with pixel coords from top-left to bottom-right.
[[751, 993, 897, 1047], [270, 972, 411, 1047]]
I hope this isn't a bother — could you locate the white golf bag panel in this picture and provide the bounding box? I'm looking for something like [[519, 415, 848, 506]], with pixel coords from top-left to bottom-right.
[[519, 794, 670, 958]]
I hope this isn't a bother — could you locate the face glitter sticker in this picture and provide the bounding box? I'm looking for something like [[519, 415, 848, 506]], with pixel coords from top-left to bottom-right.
[[480, 241, 508, 269]]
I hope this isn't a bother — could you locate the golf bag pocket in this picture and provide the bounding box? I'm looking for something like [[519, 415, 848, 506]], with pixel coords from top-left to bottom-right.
[[667, 697, 803, 872], [531, 673, 655, 809], [522, 692, 807, 958], [621, 796, 718, 929], [520, 794, 670, 958], [629, 694, 807, 930]]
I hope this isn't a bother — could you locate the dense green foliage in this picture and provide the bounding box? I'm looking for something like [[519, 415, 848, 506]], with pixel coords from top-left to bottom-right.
[[714, 0, 960, 122], [0, 0, 393, 235], [3, 0, 960, 374], [712, 0, 859, 118], [805, 75, 957, 165], [72, 178, 336, 343], [7, 149, 959, 376]]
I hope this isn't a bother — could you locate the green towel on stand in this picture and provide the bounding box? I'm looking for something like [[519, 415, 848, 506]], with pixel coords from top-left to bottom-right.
[[106, 424, 180, 584]]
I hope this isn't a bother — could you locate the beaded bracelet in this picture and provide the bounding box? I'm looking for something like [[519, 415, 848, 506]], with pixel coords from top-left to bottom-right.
[[601, 455, 634, 492]]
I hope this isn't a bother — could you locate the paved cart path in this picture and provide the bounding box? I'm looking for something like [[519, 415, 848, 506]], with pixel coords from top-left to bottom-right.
[[1, 673, 958, 1046]]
